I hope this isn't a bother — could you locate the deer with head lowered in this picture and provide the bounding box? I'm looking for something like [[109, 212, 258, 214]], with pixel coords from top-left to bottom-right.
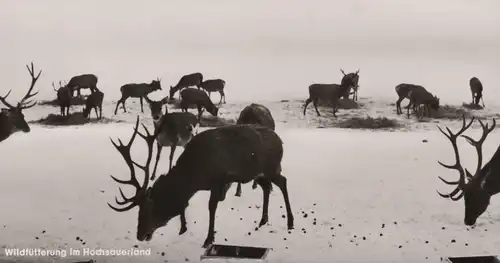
[[437, 116, 499, 226], [108, 117, 294, 248], [65, 74, 98, 97], [144, 95, 198, 180], [52, 81, 72, 116], [340, 69, 360, 101], [394, 83, 424, 115], [114, 78, 162, 115], [303, 71, 358, 117], [0, 62, 41, 143], [198, 79, 226, 105], [180, 88, 219, 121], [169, 72, 203, 100], [83, 89, 104, 119], [406, 86, 440, 119], [469, 77, 485, 107]]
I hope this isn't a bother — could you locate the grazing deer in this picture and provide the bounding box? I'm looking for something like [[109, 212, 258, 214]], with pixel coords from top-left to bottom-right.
[[340, 69, 360, 101], [144, 95, 198, 180], [303, 72, 358, 117], [83, 89, 104, 119], [108, 118, 294, 248], [114, 78, 162, 115], [66, 74, 98, 97], [437, 116, 499, 226], [0, 62, 41, 143], [406, 87, 440, 119], [169, 73, 203, 100], [469, 77, 485, 107], [395, 83, 424, 115], [198, 79, 226, 105], [180, 88, 219, 121], [234, 103, 276, 197], [52, 81, 72, 116]]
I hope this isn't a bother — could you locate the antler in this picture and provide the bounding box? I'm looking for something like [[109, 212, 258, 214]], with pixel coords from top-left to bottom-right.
[[17, 62, 41, 109], [436, 115, 475, 200], [52, 82, 59, 92], [461, 118, 496, 180], [355, 69, 360, 74], [0, 90, 15, 109], [340, 69, 346, 76], [108, 116, 156, 212]]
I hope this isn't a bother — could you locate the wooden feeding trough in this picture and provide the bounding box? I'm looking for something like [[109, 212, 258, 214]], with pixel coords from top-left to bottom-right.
[[201, 244, 271, 262], [441, 255, 500, 263]]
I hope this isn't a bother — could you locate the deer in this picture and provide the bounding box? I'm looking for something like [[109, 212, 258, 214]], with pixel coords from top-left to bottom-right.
[[469, 77, 485, 107], [169, 72, 203, 100], [395, 83, 425, 115], [302, 72, 358, 117], [108, 117, 294, 248], [436, 115, 499, 226], [65, 74, 98, 97], [144, 95, 199, 180], [340, 69, 360, 101], [233, 103, 276, 197], [52, 81, 73, 116], [83, 89, 104, 119], [114, 78, 162, 115], [0, 62, 41, 143], [406, 87, 440, 119], [198, 79, 226, 105], [180, 88, 219, 121]]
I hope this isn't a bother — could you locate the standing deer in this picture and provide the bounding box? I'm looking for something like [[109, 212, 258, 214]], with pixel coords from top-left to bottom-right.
[[114, 78, 162, 114], [108, 117, 294, 248], [0, 62, 41, 143], [198, 79, 226, 104], [180, 88, 219, 121], [52, 81, 72, 116], [406, 87, 440, 119], [395, 83, 425, 115], [234, 103, 276, 197], [469, 77, 485, 107], [144, 95, 198, 180], [302, 72, 358, 117], [437, 116, 499, 226], [169, 73, 203, 100], [65, 74, 98, 97], [83, 89, 104, 119], [340, 69, 360, 101]]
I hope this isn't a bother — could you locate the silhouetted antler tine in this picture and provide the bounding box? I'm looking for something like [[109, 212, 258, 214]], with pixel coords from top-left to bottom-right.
[[461, 118, 496, 179], [18, 62, 41, 109], [0, 90, 15, 109], [436, 115, 475, 198], [131, 122, 156, 191], [438, 176, 459, 185]]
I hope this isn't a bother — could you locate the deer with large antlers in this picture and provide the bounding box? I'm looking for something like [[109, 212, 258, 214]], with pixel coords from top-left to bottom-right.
[[437, 115, 499, 225], [0, 62, 41, 143], [340, 69, 360, 101], [108, 117, 294, 248], [52, 81, 72, 116]]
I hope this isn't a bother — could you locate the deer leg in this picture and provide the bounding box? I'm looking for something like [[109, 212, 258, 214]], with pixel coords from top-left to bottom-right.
[[99, 106, 102, 119], [256, 177, 272, 228], [169, 145, 177, 172], [151, 142, 163, 180], [396, 97, 403, 114], [94, 107, 98, 119], [406, 102, 412, 118], [114, 97, 124, 115], [140, 97, 144, 113], [66, 106, 70, 116], [271, 174, 294, 230], [235, 183, 242, 197], [203, 187, 222, 248], [312, 99, 321, 116], [179, 209, 187, 235], [221, 90, 226, 104], [302, 98, 312, 115], [197, 105, 203, 121], [122, 99, 127, 113]]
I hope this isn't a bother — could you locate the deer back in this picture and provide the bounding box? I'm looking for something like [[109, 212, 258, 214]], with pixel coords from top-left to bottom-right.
[[308, 84, 339, 100], [176, 72, 203, 88], [237, 103, 275, 131], [120, 82, 158, 98], [199, 79, 225, 92], [469, 77, 483, 94], [67, 74, 98, 88]]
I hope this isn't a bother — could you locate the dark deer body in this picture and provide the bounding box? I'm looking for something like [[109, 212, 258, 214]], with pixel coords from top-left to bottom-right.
[[198, 79, 226, 104], [170, 73, 203, 100], [233, 103, 276, 197], [437, 116, 499, 226], [180, 88, 219, 120], [114, 79, 161, 114], [406, 87, 439, 119], [0, 62, 41, 143], [53, 82, 72, 116], [340, 69, 360, 101], [83, 89, 104, 119], [108, 119, 294, 248], [395, 83, 422, 115], [469, 77, 484, 107], [66, 74, 98, 97], [303, 72, 358, 117]]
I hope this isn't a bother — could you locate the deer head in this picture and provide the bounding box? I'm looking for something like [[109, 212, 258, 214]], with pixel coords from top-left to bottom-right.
[[0, 62, 41, 134], [437, 116, 496, 225], [144, 95, 169, 122], [150, 78, 162, 91]]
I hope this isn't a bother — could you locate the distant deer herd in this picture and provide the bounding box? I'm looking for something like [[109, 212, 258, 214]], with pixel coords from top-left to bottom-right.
[[0, 61, 496, 247]]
